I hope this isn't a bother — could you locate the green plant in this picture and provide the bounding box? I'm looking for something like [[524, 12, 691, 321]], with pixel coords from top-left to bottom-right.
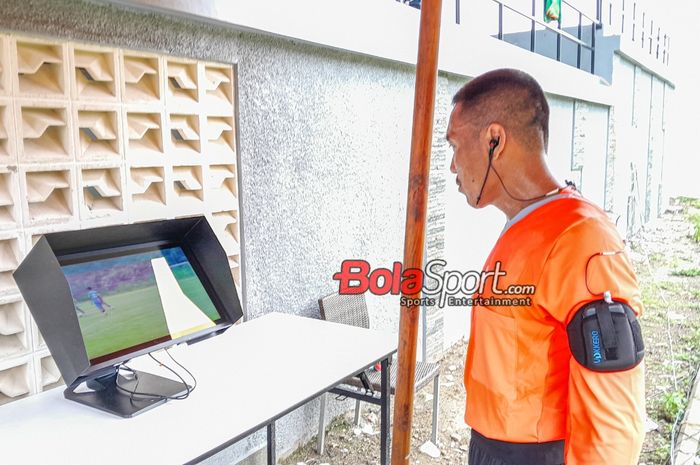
[[690, 213, 700, 243], [652, 443, 670, 463], [672, 268, 700, 277], [661, 390, 686, 422], [677, 197, 700, 209]]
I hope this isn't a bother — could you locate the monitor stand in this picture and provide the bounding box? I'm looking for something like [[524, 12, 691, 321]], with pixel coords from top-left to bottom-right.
[[64, 368, 191, 418]]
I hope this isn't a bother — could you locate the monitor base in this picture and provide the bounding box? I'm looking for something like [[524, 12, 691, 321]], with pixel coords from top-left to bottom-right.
[[64, 369, 191, 418]]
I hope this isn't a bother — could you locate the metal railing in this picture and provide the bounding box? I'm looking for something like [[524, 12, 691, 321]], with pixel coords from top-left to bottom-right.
[[486, 0, 602, 74], [402, 0, 670, 68]]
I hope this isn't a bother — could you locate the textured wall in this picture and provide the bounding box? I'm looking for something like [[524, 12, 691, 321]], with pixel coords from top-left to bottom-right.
[[608, 53, 671, 238], [573, 100, 609, 208], [422, 74, 450, 362], [646, 75, 665, 221], [546, 95, 575, 184]]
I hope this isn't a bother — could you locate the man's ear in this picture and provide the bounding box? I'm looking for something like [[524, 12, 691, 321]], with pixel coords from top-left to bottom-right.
[[486, 123, 506, 160]]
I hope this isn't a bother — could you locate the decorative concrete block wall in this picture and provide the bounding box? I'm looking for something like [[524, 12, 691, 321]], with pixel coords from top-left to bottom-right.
[[0, 32, 241, 407]]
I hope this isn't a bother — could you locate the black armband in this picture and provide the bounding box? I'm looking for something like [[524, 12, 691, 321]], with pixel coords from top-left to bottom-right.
[[567, 299, 644, 372]]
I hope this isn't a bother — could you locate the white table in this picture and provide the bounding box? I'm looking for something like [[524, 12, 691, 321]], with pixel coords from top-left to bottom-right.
[[0, 313, 397, 465]]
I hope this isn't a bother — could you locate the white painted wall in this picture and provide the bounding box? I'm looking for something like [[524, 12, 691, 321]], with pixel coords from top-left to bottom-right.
[[547, 96, 576, 182], [579, 103, 609, 207]]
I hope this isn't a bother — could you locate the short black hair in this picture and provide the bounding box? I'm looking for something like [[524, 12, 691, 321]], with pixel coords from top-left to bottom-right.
[[452, 68, 550, 151]]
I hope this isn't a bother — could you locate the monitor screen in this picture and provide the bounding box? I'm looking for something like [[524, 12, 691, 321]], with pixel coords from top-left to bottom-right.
[[60, 245, 223, 364]]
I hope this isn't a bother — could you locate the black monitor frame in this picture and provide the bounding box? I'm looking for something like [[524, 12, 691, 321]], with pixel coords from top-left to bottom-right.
[[13, 217, 243, 417]]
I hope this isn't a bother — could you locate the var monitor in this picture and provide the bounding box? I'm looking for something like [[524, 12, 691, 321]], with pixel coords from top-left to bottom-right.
[[13, 217, 243, 417]]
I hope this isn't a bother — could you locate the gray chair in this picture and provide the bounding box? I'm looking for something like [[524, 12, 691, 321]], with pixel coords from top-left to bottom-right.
[[316, 292, 440, 454]]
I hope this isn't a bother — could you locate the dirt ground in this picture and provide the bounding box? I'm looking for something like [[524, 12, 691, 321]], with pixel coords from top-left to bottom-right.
[[282, 199, 700, 465], [633, 199, 700, 464]]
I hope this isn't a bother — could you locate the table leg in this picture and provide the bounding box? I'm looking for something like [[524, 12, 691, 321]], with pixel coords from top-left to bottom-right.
[[267, 422, 276, 465], [380, 356, 391, 465]]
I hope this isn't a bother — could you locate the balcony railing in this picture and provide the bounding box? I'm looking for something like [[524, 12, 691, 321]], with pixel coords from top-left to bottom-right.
[[400, 0, 670, 71], [498, 0, 598, 73], [453, 0, 601, 74]]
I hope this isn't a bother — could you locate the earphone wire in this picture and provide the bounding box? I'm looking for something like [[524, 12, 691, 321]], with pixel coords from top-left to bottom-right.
[[476, 139, 572, 205], [491, 164, 565, 203], [475, 146, 495, 206]]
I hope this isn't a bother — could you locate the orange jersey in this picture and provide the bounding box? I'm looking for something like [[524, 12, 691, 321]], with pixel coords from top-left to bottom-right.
[[464, 189, 645, 464]]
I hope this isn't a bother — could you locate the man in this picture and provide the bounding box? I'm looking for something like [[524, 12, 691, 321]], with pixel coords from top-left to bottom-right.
[[447, 69, 645, 465], [87, 287, 113, 315]]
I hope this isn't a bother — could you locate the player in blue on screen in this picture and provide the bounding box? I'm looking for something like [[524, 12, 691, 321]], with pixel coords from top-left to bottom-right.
[[87, 287, 113, 315]]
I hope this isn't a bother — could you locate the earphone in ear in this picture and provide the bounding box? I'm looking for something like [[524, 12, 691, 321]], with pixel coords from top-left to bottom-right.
[[477, 138, 500, 206]]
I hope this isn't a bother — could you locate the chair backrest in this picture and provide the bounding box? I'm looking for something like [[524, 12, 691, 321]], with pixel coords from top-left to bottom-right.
[[318, 292, 370, 329]]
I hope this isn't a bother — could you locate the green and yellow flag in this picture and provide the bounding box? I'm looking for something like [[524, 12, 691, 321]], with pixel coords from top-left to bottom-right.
[[544, 0, 561, 22]]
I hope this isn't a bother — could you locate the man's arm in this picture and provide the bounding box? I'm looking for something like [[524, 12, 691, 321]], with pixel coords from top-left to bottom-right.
[[566, 359, 644, 464], [537, 218, 645, 464]]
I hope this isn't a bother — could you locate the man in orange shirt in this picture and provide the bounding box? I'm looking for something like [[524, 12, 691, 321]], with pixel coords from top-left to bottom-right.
[[446, 68, 645, 465]]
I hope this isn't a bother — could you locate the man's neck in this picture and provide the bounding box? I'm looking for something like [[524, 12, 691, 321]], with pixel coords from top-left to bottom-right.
[[498, 177, 562, 220]]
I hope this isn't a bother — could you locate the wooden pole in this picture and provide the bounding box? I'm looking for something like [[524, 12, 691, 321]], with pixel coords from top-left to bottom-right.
[[391, 1, 442, 464]]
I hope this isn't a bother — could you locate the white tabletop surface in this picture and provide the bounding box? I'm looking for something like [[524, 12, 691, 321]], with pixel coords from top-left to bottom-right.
[[0, 312, 397, 465]]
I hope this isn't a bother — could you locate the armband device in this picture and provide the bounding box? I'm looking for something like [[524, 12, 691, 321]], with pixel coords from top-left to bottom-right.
[[567, 250, 645, 372]]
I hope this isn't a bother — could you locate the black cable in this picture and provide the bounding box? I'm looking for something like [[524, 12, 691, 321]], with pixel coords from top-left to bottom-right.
[[475, 141, 575, 206], [116, 364, 141, 403], [163, 347, 197, 393], [115, 366, 188, 401], [114, 350, 197, 401], [475, 149, 495, 206], [491, 164, 569, 203], [148, 351, 192, 399]]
